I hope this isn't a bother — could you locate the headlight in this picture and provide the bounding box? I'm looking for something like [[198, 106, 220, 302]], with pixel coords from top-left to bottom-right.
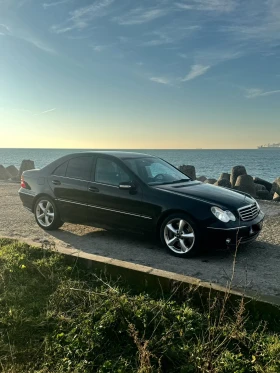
[[211, 206, 236, 222]]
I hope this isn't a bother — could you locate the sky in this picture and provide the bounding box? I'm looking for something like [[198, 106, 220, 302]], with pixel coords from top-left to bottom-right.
[[0, 0, 280, 149]]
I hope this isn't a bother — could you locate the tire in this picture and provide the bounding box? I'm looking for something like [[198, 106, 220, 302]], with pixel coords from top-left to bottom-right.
[[34, 196, 64, 231], [160, 213, 201, 258]]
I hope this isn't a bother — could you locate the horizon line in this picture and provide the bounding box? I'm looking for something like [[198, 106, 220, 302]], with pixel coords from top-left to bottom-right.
[[0, 147, 261, 150]]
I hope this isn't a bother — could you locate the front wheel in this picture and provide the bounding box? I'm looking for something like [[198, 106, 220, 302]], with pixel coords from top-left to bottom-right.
[[160, 213, 201, 257], [34, 196, 64, 231]]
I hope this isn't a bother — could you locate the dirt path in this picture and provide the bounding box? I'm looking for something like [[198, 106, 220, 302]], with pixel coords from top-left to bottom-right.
[[1, 182, 280, 298]]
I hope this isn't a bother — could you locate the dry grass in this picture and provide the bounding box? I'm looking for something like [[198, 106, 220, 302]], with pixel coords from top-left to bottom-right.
[[0, 238, 280, 373]]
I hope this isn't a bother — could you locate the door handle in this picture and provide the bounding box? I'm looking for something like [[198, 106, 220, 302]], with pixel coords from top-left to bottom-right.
[[52, 180, 61, 185], [88, 186, 99, 193]]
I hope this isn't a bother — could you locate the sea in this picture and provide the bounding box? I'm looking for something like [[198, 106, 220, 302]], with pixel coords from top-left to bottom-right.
[[0, 148, 279, 182]]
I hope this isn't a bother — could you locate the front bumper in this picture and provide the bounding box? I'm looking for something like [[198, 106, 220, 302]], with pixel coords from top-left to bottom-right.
[[206, 211, 265, 247]]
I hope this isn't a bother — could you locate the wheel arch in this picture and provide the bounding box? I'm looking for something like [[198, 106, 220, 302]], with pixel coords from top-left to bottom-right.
[[32, 193, 57, 213], [156, 209, 197, 237]]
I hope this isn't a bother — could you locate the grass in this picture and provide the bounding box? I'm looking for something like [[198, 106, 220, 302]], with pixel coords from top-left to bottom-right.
[[0, 238, 280, 372]]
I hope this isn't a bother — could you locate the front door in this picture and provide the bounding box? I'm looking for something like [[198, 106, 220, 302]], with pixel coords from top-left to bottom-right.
[[48, 155, 93, 223], [87, 156, 152, 231]]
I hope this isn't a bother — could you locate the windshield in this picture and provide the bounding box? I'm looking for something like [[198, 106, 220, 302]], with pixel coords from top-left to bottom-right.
[[123, 157, 190, 186]]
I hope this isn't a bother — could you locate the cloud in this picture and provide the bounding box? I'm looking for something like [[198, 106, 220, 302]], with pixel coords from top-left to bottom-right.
[[34, 108, 56, 116], [21, 35, 56, 53], [43, 0, 71, 8], [141, 25, 201, 47], [178, 53, 189, 59], [0, 24, 11, 35], [182, 64, 210, 81], [192, 49, 242, 66], [92, 44, 107, 52], [70, 0, 113, 20], [52, 26, 74, 34], [2, 107, 56, 116], [222, 24, 280, 43], [115, 7, 168, 25], [175, 0, 237, 13], [0, 23, 55, 53], [245, 88, 280, 99], [150, 77, 170, 85], [220, 1, 280, 45], [51, 0, 115, 34], [141, 31, 172, 46]]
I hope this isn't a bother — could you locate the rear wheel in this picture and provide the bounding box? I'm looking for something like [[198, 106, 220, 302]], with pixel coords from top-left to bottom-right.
[[160, 213, 201, 257], [34, 196, 63, 230]]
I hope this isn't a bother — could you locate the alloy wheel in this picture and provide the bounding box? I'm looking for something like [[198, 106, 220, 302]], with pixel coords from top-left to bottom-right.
[[36, 200, 55, 228], [163, 218, 195, 254]]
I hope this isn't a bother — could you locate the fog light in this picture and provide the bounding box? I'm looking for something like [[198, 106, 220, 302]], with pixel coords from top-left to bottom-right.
[[226, 238, 231, 244]]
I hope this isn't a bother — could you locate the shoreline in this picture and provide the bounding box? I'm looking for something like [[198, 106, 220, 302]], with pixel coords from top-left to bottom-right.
[[1, 149, 280, 183]]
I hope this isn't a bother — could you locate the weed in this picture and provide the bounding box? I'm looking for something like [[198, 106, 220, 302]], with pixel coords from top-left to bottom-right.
[[0, 238, 279, 372]]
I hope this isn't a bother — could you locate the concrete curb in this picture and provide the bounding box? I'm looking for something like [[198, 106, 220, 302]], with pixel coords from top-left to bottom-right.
[[1, 235, 280, 318]]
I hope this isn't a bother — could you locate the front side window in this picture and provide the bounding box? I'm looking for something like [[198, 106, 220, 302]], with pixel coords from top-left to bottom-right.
[[124, 157, 190, 185], [95, 158, 131, 186], [65, 156, 92, 180]]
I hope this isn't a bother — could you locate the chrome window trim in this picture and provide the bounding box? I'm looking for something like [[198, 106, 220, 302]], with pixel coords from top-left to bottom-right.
[[53, 176, 121, 189], [56, 198, 152, 220], [52, 176, 89, 182], [92, 181, 119, 189]]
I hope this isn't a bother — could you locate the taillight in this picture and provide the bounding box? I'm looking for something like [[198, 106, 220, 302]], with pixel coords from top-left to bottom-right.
[[21, 176, 27, 188]]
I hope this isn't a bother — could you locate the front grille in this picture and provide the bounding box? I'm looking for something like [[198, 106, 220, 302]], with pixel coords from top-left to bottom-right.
[[238, 203, 260, 221]]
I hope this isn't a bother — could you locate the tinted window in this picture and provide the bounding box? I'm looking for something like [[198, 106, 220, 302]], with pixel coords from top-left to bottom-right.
[[66, 156, 92, 180], [95, 158, 131, 186], [53, 161, 68, 176]]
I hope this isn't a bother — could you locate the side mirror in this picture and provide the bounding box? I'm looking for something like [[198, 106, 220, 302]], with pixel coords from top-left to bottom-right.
[[119, 181, 137, 190]]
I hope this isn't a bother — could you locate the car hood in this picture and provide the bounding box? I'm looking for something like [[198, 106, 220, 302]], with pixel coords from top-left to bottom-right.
[[154, 181, 255, 210]]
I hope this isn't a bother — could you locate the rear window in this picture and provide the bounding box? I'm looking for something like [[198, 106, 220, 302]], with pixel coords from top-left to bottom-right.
[[65, 156, 92, 180]]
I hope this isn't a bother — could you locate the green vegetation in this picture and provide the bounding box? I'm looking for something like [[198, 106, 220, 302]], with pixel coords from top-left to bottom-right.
[[0, 238, 280, 373]]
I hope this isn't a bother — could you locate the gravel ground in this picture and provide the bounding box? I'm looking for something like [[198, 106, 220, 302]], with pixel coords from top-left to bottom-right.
[[1, 182, 280, 298]]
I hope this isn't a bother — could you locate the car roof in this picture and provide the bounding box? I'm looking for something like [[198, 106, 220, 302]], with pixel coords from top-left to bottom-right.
[[69, 151, 155, 160], [42, 151, 157, 173]]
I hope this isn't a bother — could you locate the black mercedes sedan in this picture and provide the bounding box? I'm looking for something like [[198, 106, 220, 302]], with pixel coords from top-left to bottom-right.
[[19, 151, 264, 257]]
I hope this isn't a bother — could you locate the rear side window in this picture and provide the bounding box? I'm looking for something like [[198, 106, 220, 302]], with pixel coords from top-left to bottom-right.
[[65, 156, 92, 181], [53, 161, 68, 177]]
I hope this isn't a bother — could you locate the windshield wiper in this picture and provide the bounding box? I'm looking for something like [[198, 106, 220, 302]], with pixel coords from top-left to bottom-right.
[[153, 178, 191, 186], [169, 178, 191, 184]]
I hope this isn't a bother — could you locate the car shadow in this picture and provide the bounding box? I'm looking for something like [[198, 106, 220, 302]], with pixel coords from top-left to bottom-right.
[[47, 224, 252, 263], [45, 225, 280, 297]]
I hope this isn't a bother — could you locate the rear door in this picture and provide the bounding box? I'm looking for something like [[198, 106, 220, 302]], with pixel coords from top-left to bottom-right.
[[87, 156, 152, 231], [48, 155, 93, 223]]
